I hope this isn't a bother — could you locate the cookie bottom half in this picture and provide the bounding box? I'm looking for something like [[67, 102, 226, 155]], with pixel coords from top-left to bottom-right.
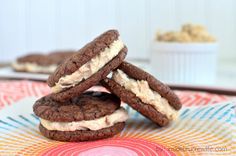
[[39, 122, 125, 142]]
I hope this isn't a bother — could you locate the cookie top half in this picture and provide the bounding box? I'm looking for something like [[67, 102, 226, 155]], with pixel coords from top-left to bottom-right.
[[47, 30, 126, 95], [33, 91, 121, 122]]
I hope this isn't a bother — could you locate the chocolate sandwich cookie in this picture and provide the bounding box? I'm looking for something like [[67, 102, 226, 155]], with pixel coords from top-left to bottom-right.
[[47, 30, 127, 102], [33, 91, 128, 142], [12, 51, 76, 74], [12, 54, 58, 74], [101, 62, 182, 127]]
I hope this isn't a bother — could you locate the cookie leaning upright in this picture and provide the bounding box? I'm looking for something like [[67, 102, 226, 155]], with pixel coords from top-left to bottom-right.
[[101, 62, 182, 127], [47, 30, 127, 101], [33, 91, 128, 142]]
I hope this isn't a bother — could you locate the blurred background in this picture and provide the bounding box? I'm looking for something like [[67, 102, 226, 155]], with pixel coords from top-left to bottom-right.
[[0, 0, 235, 88]]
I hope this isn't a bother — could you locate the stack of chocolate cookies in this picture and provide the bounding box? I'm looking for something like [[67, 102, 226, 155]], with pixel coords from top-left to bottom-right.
[[33, 30, 182, 142]]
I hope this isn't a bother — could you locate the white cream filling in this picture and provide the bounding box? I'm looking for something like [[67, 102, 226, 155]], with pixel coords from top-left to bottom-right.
[[12, 62, 57, 73], [113, 70, 178, 120], [40, 107, 128, 131], [51, 39, 124, 93]]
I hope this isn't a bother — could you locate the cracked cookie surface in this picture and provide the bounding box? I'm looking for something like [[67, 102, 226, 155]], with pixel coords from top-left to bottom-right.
[[33, 91, 121, 122]]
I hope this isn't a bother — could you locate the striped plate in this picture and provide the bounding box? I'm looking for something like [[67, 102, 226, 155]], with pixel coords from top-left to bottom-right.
[[0, 80, 235, 155]]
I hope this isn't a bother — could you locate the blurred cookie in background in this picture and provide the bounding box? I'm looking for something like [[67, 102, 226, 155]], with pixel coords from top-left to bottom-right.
[[12, 53, 57, 74], [48, 50, 77, 65], [12, 50, 76, 74]]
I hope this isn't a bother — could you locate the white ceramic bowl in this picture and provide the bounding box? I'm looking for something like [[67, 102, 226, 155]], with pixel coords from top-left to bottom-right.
[[150, 42, 218, 85]]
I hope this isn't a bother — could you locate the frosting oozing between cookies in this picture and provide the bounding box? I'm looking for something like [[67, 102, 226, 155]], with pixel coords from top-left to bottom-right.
[[112, 69, 178, 120], [51, 39, 124, 93], [40, 107, 128, 131], [12, 62, 57, 73]]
